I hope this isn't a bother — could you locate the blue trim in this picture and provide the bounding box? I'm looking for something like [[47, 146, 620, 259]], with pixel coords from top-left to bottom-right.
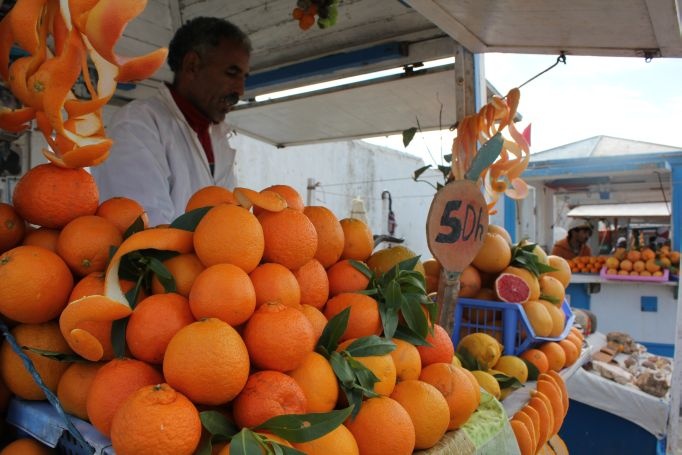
[[672, 164, 682, 252], [246, 42, 407, 91], [639, 342, 674, 357], [640, 296, 658, 312], [566, 283, 590, 309], [525, 153, 681, 179], [503, 196, 516, 243]]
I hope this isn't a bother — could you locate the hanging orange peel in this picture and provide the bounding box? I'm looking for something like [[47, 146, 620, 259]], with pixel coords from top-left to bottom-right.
[[0, 0, 168, 169], [450, 88, 530, 214], [233, 187, 289, 212], [59, 228, 193, 360]]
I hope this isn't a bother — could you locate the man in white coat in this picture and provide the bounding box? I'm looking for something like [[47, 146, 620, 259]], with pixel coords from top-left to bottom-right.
[[91, 17, 251, 226]]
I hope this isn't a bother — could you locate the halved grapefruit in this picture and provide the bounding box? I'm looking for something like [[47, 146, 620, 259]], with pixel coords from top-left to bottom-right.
[[495, 272, 531, 303]]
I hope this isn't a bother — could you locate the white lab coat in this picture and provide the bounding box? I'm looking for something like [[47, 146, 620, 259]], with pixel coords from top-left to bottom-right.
[[91, 85, 237, 226]]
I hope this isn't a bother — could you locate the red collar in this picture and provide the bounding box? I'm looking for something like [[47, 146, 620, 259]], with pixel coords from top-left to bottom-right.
[[168, 84, 212, 131], [167, 84, 215, 167]]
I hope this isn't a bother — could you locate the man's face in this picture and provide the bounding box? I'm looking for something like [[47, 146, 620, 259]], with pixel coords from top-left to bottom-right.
[[186, 38, 250, 123], [573, 228, 592, 244]]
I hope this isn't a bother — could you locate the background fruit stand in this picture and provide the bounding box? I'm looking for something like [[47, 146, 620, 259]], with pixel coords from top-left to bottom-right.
[[1, 1, 682, 454]]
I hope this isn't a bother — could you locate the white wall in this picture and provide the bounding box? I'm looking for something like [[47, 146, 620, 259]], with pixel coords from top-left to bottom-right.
[[230, 134, 440, 261]]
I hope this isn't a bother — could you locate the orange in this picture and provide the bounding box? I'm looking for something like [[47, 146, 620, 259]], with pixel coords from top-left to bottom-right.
[[324, 293, 382, 342], [389, 379, 449, 449], [538, 275, 565, 304], [258, 184, 305, 212], [503, 266, 540, 300], [487, 224, 513, 244], [545, 370, 570, 418], [0, 246, 73, 323], [510, 420, 534, 455], [419, 363, 479, 430], [344, 396, 415, 455], [512, 411, 537, 452], [366, 246, 425, 277], [163, 318, 250, 405], [417, 324, 455, 367], [96, 196, 149, 233], [339, 217, 374, 262], [12, 163, 99, 229], [390, 338, 422, 381], [232, 370, 307, 429], [126, 293, 195, 364], [458, 265, 482, 297], [520, 348, 549, 374], [527, 398, 551, 448], [303, 206, 344, 268], [626, 249, 641, 262], [422, 258, 442, 277], [519, 406, 542, 452], [22, 227, 60, 252], [292, 424, 359, 455], [0, 322, 72, 400], [300, 304, 327, 344], [538, 300, 567, 338], [287, 351, 338, 412], [188, 263, 256, 326], [110, 383, 202, 455], [0, 202, 25, 253], [539, 342, 566, 372], [565, 332, 583, 352], [185, 185, 237, 212], [558, 339, 579, 366], [86, 358, 163, 437], [471, 232, 512, 273], [56, 215, 123, 276], [259, 208, 318, 270], [150, 253, 205, 297], [193, 204, 264, 272], [338, 339, 397, 396], [243, 302, 315, 372], [522, 300, 553, 337], [645, 258, 661, 273], [292, 258, 329, 309], [327, 259, 370, 297], [0, 438, 55, 454], [536, 380, 564, 434], [249, 262, 301, 308], [57, 362, 104, 420]]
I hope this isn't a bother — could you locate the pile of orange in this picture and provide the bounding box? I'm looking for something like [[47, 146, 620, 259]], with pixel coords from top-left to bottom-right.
[[602, 246, 679, 278], [0, 165, 486, 454], [566, 255, 607, 274]]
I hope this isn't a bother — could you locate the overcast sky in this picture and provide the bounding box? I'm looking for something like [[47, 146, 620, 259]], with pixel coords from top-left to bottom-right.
[[366, 53, 682, 166]]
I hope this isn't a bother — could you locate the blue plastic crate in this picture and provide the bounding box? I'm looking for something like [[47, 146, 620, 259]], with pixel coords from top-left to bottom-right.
[[6, 398, 113, 455], [453, 298, 575, 355]]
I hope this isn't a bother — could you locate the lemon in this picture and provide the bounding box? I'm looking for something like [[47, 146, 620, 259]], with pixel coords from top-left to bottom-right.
[[366, 245, 425, 277], [456, 333, 503, 370], [493, 355, 529, 384], [470, 370, 501, 399]]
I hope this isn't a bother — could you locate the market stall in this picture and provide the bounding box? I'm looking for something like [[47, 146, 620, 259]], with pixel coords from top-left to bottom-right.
[[1, 1, 682, 454]]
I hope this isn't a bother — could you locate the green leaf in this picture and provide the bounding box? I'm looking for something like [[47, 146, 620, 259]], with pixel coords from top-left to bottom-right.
[[148, 257, 176, 293], [397, 273, 426, 293], [540, 293, 560, 305], [344, 336, 396, 357], [22, 347, 88, 363], [402, 127, 418, 147], [382, 281, 402, 310], [348, 259, 373, 280], [522, 359, 540, 381], [170, 206, 211, 231], [194, 439, 212, 455], [229, 429, 263, 455], [256, 406, 353, 443], [412, 164, 432, 181], [457, 347, 485, 371], [329, 351, 355, 387], [379, 303, 399, 340], [394, 325, 431, 346], [317, 308, 351, 356], [200, 410, 238, 438], [122, 215, 146, 239], [111, 318, 128, 358], [400, 298, 429, 341], [536, 263, 558, 274], [343, 387, 365, 419], [493, 373, 523, 390], [351, 362, 381, 396], [465, 133, 504, 181], [397, 256, 421, 273]]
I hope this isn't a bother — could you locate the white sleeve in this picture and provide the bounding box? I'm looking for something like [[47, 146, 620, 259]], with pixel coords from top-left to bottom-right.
[[91, 110, 176, 226]]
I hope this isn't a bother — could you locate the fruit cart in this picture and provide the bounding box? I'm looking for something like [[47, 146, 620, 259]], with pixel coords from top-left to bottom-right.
[[2, 1, 682, 454]]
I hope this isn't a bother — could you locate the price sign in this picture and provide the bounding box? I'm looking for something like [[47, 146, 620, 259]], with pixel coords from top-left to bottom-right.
[[426, 180, 489, 273]]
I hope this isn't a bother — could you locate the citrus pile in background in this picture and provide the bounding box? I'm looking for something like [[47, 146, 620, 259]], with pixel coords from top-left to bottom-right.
[[602, 245, 680, 278], [0, 163, 488, 454]]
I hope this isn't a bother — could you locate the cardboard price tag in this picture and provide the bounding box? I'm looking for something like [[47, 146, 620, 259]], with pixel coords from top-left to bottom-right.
[[426, 180, 488, 273]]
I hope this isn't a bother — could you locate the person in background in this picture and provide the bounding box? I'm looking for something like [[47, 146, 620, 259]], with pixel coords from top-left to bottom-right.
[[91, 17, 251, 226], [551, 218, 594, 260]]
